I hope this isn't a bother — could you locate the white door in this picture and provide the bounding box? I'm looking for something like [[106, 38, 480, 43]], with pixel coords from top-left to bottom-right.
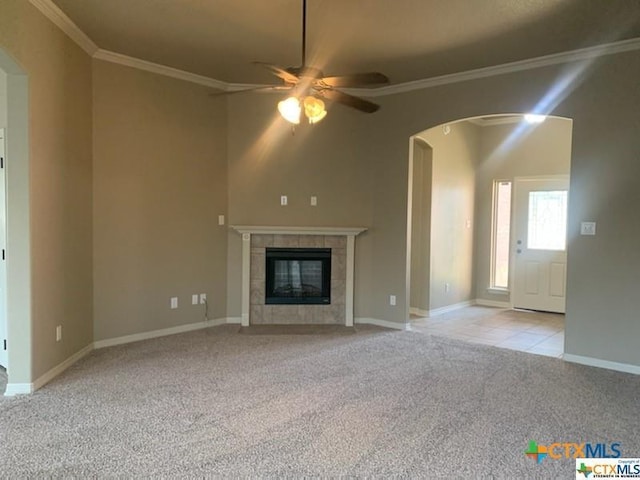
[[513, 176, 569, 313], [0, 129, 6, 368]]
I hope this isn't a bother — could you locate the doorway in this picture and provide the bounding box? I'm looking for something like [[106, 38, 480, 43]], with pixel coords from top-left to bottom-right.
[[512, 175, 569, 313], [0, 47, 32, 394], [406, 115, 572, 350], [0, 128, 6, 369]]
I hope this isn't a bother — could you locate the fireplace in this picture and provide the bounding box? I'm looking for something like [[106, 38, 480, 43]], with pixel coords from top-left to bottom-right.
[[231, 226, 367, 326], [265, 248, 331, 305]]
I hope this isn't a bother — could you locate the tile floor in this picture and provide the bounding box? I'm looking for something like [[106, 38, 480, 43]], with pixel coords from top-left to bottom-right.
[[410, 306, 564, 358]]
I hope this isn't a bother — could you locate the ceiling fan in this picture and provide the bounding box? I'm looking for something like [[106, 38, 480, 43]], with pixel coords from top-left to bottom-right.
[[253, 0, 389, 124]]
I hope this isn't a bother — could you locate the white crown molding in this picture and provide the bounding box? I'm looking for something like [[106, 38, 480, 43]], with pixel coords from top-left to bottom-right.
[[28, 0, 640, 96], [93, 50, 229, 91], [357, 37, 640, 97], [29, 0, 98, 55], [96, 36, 640, 96]]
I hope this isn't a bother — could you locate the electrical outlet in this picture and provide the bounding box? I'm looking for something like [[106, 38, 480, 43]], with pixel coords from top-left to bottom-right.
[[389, 295, 397, 306], [192, 294, 199, 305], [310, 196, 317, 206], [200, 293, 207, 304], [171, 297, 178, 309], [56, 325, 62, 342], [280, 195, 288, 206]]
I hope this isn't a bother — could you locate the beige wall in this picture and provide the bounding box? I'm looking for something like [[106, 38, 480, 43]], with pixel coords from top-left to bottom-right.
[[474, 117, 572, 303], [225, 94, 375, 320], [92, 60, 228, 341], [417, 121, 478, 310], [0, 1, 94, 381], [3, 1, 640, 379], [356, 52, 640, 366]]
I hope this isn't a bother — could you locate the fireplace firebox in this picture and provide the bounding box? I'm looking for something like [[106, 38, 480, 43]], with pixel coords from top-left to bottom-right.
[[265, 248, 331, 304]]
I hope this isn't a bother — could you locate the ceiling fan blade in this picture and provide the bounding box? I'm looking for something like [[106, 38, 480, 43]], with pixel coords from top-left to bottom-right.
[[209, 85, 292, 97], [321, 72, 389, 88], [252, 62, 299, 84], [321, 89, 380, 113]]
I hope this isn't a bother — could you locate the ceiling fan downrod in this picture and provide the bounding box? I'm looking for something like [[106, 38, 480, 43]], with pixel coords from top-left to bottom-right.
[[301, 0, 307, 68]]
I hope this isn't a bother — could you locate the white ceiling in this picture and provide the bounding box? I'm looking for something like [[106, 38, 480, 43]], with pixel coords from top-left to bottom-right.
[[51, 0, 640, 85]]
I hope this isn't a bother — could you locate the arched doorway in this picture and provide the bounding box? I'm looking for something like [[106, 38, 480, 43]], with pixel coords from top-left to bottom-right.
[[407, 114, 572, 358]]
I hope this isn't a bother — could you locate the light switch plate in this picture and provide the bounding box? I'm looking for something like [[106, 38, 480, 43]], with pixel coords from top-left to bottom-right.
[[218, 215, 225, 225], [580, 221, 596, 236], [280, 195, 288, 206], [310, 196, 317, 206]]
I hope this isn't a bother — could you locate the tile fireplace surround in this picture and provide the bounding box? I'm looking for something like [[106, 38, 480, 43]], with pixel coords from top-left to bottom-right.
[[231, 226, 367, 326]]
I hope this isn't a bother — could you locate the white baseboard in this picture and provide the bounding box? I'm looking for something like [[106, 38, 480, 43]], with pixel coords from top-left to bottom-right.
[[94, 317, 229, 349], [4, 343, 94, 396], [224, 317, 242, 324], [33, 343, 94, 391], [409, 307, 429, 317], [355, 317, 410, 331], [428, 300, 474, 317], [4, 383, 33, 396], [475, 299, 512, 309], [563, 353, 640, 375]]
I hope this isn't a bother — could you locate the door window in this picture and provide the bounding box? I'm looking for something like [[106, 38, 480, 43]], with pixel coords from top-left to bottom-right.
[[527, 190, 568, 251]]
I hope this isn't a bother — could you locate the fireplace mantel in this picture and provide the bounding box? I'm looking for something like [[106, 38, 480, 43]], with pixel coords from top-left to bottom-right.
[[231, 226, 368, 236], [231, 226, 368, 327]]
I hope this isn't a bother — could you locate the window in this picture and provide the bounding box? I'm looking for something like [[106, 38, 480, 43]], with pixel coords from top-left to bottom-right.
[[527, 190, 568, 251], [491, 181, 512, 289]]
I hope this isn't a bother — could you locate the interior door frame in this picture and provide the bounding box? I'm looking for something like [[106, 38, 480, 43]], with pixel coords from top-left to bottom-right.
[[511, 174, 570, 312], [0, 128, 6, 368], [1, 48, 32, 393]]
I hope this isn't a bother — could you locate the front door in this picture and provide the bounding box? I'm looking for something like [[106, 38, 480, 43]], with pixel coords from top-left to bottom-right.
[[512, 176, 569, 313]]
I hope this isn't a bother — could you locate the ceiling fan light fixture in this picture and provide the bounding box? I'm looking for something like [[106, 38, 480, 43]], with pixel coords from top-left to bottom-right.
[[278, 96, 301, 124], [303, 96, 327, 124]]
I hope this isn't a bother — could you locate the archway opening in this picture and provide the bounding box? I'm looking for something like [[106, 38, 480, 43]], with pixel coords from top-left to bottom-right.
[[407, 113, 572, 358]]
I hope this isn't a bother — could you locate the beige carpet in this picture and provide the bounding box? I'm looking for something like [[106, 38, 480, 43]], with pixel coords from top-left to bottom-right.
[[0, 324, 638, 477]]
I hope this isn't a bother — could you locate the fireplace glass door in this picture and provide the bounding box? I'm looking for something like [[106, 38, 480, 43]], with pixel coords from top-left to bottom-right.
[[265, 248, 331, 304]]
